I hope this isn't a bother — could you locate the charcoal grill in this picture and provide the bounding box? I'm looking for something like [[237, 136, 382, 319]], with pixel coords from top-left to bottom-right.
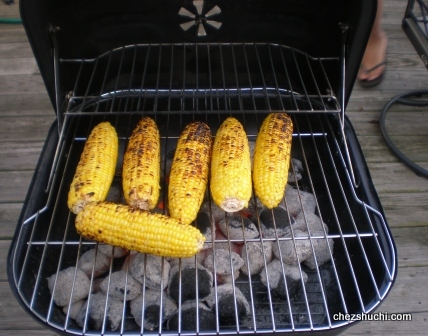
[[8, 0, 396, 335]]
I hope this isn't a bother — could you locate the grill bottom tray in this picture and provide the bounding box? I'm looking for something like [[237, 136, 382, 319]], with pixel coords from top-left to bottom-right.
[[8, 112, 396, 335]]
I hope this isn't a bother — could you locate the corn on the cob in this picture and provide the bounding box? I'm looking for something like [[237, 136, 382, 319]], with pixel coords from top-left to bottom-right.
[[68, 122, 118, 214], [168, 121, 212, 224], [122, 117, 161, 210], [210, 117, 252, 212], [75, 201, 205, 258], [253, 113, 293, 208]]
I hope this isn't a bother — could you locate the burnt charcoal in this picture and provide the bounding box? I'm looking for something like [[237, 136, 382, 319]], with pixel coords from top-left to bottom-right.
[[295, 213, 329, 234], [259, 206, 295, 238], [260, 259, 308, 299], [194, 211, 214, 249], [200, 200, 225, 223], [167, 264, 213, 302], [91, 276, 106, 294], [240, 240, 273, 276], [194, 211, 213, 234], [289, 158, 303, 183], [235, 274, 293, 328], [47, 266, 90, 307], [75, 292, 123, 331], [130, 289, 177, 331], [164, 148, 175, 179], [62, 299, 85, 320], [218, 215, 259, 241], [272, 230, 313, 265], [167, 302, 215, 331], [205, 284, 250, 323], [100, 270, 142, 301], [214, 230, 242, 254], [285, 186, 316, 218], [105, 177, 122, 203], [168, 250, 209, 268], [290, 266, 328, 326], [130, 253, 170, 290], [204, 248, 245, 276], [247, 196, 265, 215], [77, 248, 110, 277], [98, 245, 128, 258], [303, 231, 334, 269], [318, 262, 343, 318]]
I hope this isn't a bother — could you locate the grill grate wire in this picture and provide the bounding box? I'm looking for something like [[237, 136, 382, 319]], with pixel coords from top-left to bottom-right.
[[61, 43, 340, 117], [11, 113, 395, 335], [9, 43, 396, 335]]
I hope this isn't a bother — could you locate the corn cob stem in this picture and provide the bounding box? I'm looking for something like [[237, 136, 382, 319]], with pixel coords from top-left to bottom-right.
[[168, 121, 212, 225], [75, 202, 205, 258], [253, 113, 293, 208], [122, 117, 161, 210], [68, 122, 118, 214], [210, 117, 252, 212]]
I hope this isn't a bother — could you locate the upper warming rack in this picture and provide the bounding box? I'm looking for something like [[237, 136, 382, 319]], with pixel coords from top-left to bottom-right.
[[59, 43, 341, 117]]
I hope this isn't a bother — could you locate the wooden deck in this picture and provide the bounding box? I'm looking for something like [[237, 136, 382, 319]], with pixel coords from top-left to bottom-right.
[[1, 1, 427, 335]]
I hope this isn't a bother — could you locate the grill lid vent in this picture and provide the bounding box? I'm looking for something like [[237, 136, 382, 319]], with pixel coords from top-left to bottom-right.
[[179, 0, 223, 37]]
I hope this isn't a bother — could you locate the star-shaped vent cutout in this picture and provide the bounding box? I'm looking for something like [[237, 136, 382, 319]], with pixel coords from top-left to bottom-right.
[[178, 0, 222, 37]]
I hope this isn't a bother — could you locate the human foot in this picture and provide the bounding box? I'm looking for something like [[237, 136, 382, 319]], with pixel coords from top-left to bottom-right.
[[357, 30, 388, 85]]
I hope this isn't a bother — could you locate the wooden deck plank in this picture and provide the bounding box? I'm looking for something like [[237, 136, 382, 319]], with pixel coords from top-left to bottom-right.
[[0, 94, 53, 116], [380, 192, 428, 228], [0, 0, 20, 18], [347, 111, 428, 136], [0, 57, 38, 76], [356, 135, 428, 164], [349, 312, 426, 335], [0, 142, 44, 171], [389, 227, 428, 267], [368, 162, 428, 193], [0, 74, 48, 95], [0, 24, 28, 44], [0, 116, 55, 142], [0, 171, 33, 203], [0, 204, 22, 239], [1, 0, 427, 334], [0, 42, 34, 59], [0, 282, 47, 332]]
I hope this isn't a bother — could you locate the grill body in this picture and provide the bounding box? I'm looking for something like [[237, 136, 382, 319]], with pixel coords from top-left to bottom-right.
[[8, 1, 397, 335]]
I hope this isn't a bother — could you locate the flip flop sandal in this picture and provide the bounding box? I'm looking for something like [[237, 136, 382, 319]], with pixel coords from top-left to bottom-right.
[[358, 61, 386, 88]]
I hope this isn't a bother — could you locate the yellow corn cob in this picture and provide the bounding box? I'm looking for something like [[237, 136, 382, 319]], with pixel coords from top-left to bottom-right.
[[75, 202, 205, 258], [122, 117, 161, 210], [168, 121, 212, 225], [253, 113, 293, 208], [67, 122, 118, 214], [210, 117, 252, 212]]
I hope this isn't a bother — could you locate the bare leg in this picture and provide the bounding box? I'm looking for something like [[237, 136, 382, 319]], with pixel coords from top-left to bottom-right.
[[357, 0, 388, 82]]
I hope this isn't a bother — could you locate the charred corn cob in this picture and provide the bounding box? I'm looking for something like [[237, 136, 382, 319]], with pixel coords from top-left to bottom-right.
[[68, 122, 118, 214], [75, 202, 205, 258], [210, 117, 252, 212], [168, 121, 212, 225], [122, 117, 161, 210], [253, 113, 293, 208]]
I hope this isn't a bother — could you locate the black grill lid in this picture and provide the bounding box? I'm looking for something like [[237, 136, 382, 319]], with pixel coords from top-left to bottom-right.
[[20, 0, 376, 115]]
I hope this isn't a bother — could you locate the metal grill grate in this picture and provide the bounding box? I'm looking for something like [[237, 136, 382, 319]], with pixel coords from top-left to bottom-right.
[[60, 43, 341, 118], [9, 107, 395, 335]]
